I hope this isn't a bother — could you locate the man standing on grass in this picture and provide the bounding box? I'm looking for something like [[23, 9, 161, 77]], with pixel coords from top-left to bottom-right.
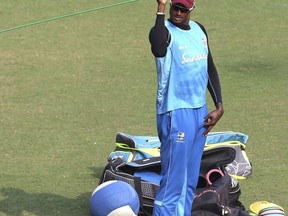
[[149, 0, 224, 215]]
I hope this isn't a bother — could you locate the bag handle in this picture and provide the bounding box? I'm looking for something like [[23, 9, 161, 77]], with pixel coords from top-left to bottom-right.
[[116, 143, 160, 157]]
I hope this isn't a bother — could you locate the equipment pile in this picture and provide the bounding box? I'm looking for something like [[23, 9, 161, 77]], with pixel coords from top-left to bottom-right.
[[92, 131, 285, 216]]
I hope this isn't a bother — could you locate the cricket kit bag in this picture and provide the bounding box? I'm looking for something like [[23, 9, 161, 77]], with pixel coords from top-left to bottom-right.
[[108, 132, 161, 162], [204, 131, 252, 179], [99, 157, 160, 215], [108, 131, 252, 179], [99, 134, 251, 216]]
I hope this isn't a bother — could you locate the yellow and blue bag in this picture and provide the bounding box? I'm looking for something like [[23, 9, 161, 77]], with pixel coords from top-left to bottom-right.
[[205, 131, 252, 179], [108, 132, 161, 162], [108, 131, 252, 179]]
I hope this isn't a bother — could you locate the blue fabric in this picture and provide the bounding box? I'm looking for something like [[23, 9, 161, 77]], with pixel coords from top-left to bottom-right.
[[206, 131, 249, 145], [155, 21, 208, 114], [153, 106, 208, 216], [134, 170, 161, 185]]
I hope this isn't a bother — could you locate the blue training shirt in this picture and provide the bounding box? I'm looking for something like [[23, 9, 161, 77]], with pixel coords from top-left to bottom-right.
[[155, 20, 209, 114]]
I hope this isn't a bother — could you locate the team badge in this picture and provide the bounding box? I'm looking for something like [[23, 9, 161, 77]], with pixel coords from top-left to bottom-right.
[[201, 37, 208, 48], [177, 132, 185, 142]]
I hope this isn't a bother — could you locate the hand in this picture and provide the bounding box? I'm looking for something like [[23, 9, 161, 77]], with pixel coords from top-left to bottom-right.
[[156, 0, 167, 12], [202, 103, 224, 136], [157, 0, 168, 5]]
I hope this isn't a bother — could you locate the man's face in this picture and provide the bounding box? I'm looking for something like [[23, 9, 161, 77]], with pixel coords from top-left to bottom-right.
[[169, 4, 191, 26]]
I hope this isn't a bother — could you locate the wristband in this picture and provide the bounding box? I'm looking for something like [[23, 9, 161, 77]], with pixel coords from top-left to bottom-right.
[[156, 12, 165, 15]]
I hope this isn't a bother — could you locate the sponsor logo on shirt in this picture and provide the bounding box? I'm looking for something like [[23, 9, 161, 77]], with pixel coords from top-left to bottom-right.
[[181, 51, 208, 64]]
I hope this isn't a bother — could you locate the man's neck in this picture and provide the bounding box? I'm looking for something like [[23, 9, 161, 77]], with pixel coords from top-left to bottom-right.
[[168, 19, 190, 30]]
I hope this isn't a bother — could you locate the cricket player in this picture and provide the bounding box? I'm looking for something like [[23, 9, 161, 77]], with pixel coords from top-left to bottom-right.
[[149, 0, 224, 215]]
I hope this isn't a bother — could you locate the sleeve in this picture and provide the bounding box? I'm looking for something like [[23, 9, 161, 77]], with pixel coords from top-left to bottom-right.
[[195, 22, 223, 106], [149, 15, 170, 57], [207, 48, 223, 106]]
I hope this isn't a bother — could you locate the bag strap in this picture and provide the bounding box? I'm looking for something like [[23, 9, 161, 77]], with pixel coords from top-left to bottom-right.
[[116, 143, 160, 157], [133, 176, 151, 216], [204, 141, 247, 150]]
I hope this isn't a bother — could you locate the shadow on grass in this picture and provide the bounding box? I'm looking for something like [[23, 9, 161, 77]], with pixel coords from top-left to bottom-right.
[[88, 166, 105, 179], [0, 187, 91, 216]]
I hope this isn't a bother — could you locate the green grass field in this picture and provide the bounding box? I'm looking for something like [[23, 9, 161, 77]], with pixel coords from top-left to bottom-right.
[[1, 0, 287, 215]]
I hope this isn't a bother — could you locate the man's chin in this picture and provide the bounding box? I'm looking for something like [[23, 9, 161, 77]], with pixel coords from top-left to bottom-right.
[[173, 17, 183, 23], [172, 18, 183, 24]]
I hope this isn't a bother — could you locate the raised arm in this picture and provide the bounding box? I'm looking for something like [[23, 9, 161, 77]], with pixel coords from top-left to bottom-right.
[[149, 0, 170, 57]]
